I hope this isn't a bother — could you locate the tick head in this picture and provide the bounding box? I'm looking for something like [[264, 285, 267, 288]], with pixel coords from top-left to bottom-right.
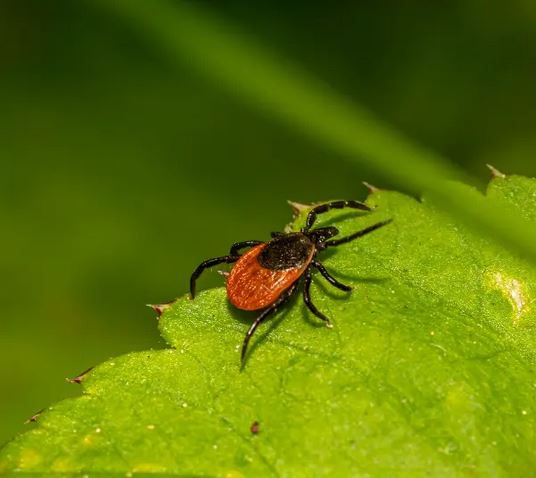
[[306, 226, 339, 245]]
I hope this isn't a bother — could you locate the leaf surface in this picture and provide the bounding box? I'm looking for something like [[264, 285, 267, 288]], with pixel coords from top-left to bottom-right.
[[1, 176, 536, 477]]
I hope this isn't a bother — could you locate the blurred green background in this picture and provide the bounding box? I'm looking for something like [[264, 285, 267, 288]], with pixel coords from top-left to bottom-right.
[[1, 0, 535, 446]]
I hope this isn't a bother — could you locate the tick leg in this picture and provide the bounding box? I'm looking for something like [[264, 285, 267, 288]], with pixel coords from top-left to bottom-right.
[[241, 282, 299, 363], [324, 219, 392, 247], [190, 255, 239, 299], [303, 268, 332, 326], [304, 200, 371, 231], [312, 260, 352, 291], [229, 240, 263, 256]]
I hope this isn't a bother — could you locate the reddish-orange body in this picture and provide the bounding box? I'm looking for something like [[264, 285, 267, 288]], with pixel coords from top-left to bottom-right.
[[226, 243, 314, 310]]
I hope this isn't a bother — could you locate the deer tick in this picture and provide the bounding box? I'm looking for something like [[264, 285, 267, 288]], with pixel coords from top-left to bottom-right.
[[190, 200, 392, 362]]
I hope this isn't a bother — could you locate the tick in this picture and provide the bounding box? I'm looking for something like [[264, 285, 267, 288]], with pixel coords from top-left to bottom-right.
[[190, 200, 392, 362]]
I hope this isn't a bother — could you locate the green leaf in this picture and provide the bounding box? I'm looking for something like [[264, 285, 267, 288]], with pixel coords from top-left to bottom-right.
[[88, 0, 536, 263], [2, 175, 536, 476]]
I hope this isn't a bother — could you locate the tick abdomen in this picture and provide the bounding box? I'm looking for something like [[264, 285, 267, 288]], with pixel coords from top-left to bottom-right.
[[227, 240, 314, 311]]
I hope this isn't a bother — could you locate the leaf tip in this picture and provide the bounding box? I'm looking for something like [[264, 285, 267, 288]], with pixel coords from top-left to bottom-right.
[[362, 181, 381, 193], [486, 164, 506, 179], [66, 366, 94, 385], [147, 300, 175, 318], [24, 408, 45, 425], [287, 200, 312, 217]]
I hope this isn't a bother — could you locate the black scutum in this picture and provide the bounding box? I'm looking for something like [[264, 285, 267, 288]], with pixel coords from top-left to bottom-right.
[[258, 233, 314, 270]]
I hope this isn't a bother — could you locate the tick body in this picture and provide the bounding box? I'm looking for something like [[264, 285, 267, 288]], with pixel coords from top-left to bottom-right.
[[189, 200, 392, 363], [227, 235, 314, 310]]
